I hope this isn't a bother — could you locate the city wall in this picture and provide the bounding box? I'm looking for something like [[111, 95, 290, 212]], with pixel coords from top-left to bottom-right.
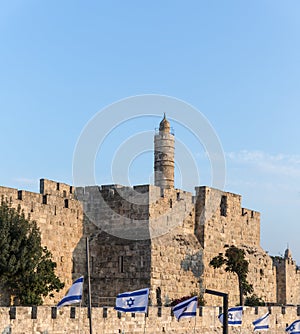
[[0, 180, 84, 304], [195, 186, 277, 305], [0, 178, 300, 308], [0, 306, 299, 334]]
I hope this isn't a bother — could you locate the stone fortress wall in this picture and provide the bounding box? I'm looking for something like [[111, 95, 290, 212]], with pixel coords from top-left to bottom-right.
[[1, 175, 296, 308], [195, 186, 278, 305], [0, 180, 84, 304], [0, 305, 300, 334], [0, 115, 299, 317]]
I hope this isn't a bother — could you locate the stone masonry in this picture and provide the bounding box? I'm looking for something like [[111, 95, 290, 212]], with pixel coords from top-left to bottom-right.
[[0, 114, 299, 310], [0, 180, 83, 305], [0, 305, 299, 334]]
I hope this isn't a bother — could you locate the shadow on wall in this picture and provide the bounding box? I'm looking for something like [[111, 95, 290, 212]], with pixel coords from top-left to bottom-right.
[[2, 326, 11, 334], [181, 250, 204, 279], [181, 250, 205, 298]]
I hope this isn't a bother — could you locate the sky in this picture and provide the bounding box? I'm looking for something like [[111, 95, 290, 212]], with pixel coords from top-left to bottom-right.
[[0, 1, 300, 263]]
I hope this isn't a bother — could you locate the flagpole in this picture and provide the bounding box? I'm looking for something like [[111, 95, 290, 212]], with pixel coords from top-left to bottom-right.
[[78, 300, 82, 334], [143, 313, 147, 334], [86, 237, 93, 334], [193, 312, 196, 334]]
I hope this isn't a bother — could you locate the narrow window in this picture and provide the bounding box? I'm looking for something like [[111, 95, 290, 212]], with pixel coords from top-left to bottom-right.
[[251, 210, 254, 218], [169, 199, 172, 208], [17, 190, 22, 200], [42, 195, 47, 205], [56, 183, 60, 191], [63, 190, 67, 197], [64, 199, 69, 208], [242, 208, 248, 216], [70, 186, 73, 194], [177, 192, 180, 200], [118, 256, 124, 273], [220, 195, 227, 217], [54, 205, 57, 216]]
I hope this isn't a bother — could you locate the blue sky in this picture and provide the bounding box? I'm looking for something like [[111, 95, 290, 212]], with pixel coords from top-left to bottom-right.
[[1, 1, 300, 262]]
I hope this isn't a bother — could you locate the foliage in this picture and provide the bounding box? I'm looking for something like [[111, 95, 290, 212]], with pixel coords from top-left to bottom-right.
[[245, 294, 265, 306], [209, 245, 253, 305], [0, 200, 64, 305], [168, 291, 205, 307]]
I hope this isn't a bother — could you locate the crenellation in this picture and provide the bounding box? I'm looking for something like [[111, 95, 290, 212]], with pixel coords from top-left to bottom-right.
[[0, 114, 298, 324], [40, 179, 75, 199], [0, 305, 299, 334]]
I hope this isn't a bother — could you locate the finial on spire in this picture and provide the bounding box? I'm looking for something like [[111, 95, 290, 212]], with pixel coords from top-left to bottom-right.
[[159, 113, 170, 132]]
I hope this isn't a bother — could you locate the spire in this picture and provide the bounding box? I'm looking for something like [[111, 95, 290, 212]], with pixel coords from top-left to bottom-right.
[[284, 247, 292, 259], [159, 113, 170, 132]]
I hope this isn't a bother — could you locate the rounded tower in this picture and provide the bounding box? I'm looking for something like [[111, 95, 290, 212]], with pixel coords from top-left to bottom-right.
[[154, 114, 175, 189]]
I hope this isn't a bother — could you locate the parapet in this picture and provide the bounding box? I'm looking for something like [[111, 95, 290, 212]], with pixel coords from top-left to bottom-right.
[[1, 305, 300, 333], [40, 179, 75, 199]]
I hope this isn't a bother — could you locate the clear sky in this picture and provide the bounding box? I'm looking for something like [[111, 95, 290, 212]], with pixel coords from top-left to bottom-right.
[[1, 1, 300, 262]]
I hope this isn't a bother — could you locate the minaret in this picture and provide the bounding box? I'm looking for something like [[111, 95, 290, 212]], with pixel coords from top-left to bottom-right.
[[154, 114, 175, 189]]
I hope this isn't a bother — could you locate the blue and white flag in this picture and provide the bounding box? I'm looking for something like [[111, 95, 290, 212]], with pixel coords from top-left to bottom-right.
[[286, 320, 300, 333], [115, 288, 149, 313], [218, 306, 243, 326], [172, 296, 197, 321], [57, 276, 84, 309], [253, 312, 270, 331]]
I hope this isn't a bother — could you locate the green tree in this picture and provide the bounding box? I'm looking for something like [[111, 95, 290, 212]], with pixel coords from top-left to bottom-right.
[[245, 294, 265, 306], [209, 245, 253, 305], [0, 200, 64, 305]]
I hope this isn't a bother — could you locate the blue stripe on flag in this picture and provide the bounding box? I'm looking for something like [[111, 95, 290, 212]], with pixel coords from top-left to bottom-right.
[[229, 306, 243, 312], [73, 277, 84, 284], [178, 311, 196, 320], [57, 295, 82, 308], [172, 296, 197, 312], [117, 289, 148, 298], [253, 312, 269, 325], [255, 325, 269, 330], [115, 306, 147, 312], [229, 320, 242, 325]]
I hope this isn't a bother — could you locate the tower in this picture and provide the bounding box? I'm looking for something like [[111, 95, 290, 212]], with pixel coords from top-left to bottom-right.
[[154, 114, 175, 189]]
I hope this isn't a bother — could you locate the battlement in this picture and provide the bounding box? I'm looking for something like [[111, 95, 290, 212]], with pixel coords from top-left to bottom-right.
[[0, 176, 298, 308], [40, 179, 75, 199], [1, 306, 300, 333], [0, 180, 84, 305]]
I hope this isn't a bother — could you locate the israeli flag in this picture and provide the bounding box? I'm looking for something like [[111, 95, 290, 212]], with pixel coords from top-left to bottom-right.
[[115, 288, 149, 313], [218, 306, 243, 326], [253, 312, 270, 331], [57, 276, 84, 309], [286, 320, 300, 333], [172, 296, 197, 321]]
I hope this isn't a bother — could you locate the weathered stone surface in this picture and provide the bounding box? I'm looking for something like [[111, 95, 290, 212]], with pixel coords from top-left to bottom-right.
[[0, 115, 299, 313], [0, 305, 297, 334]]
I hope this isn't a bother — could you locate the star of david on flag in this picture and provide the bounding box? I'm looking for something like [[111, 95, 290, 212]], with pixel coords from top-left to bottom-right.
[[218, 306, 243, 326], [172, 296, 198, 321], [253, 312, 270, 331], [286, 320, 300, 333], [57, 276, 84, 309], [115, 288, 149, 313]]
